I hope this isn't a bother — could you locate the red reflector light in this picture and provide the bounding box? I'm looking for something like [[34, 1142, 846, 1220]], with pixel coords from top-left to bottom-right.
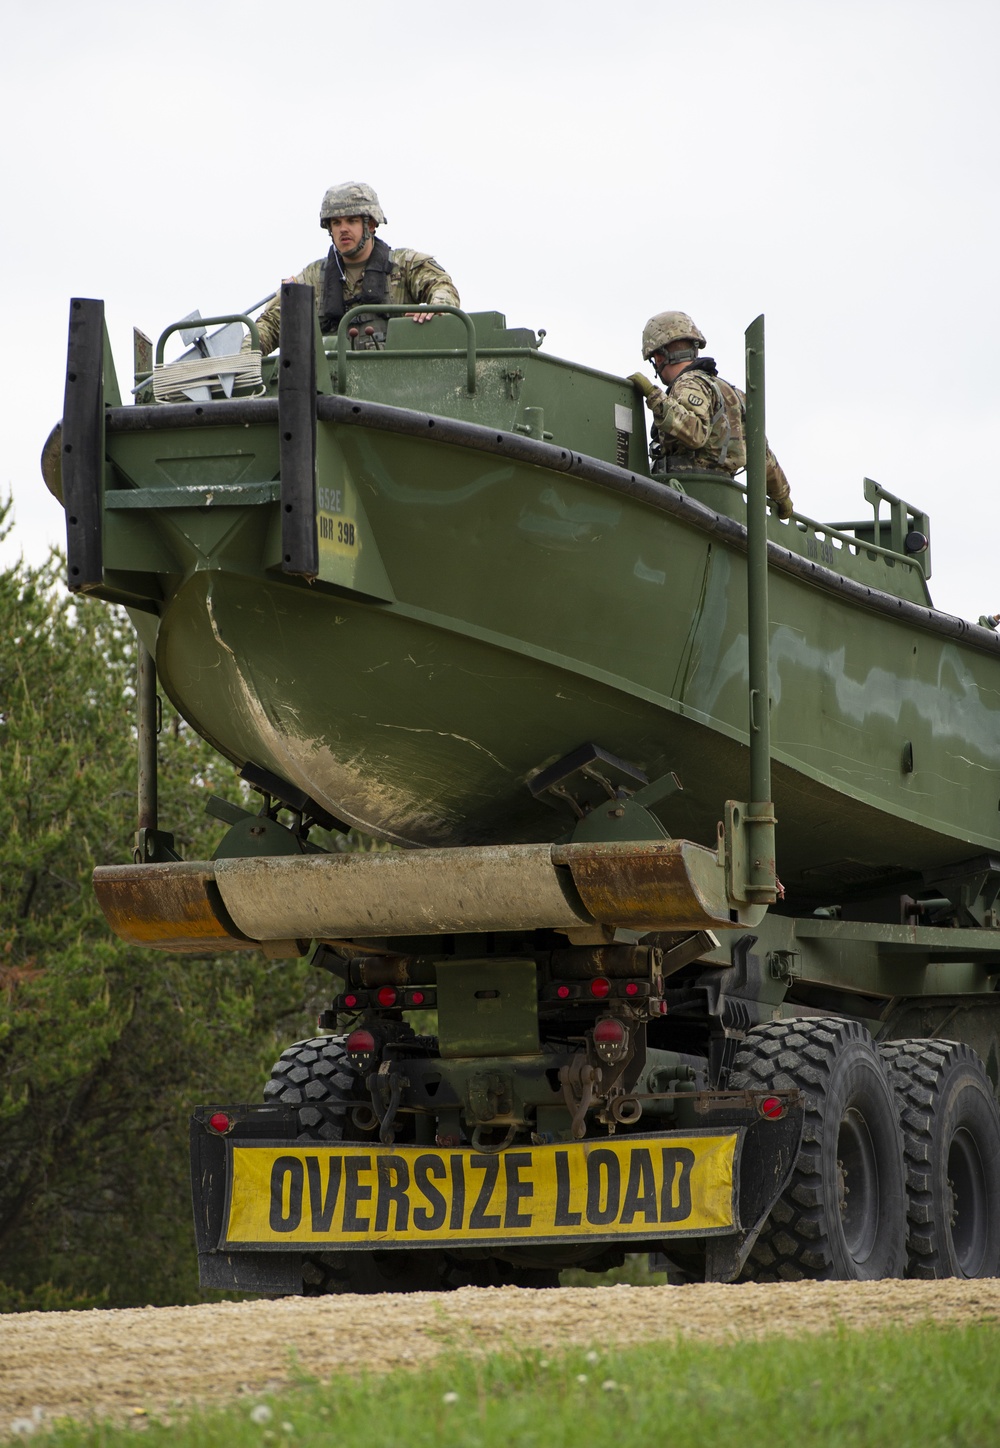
[[208, 1112, 233, 1135], [346, 1029, 376, 1055], [376, 986, 398, 1007], [410, 990, 425, 1005], [590, 977, 611, 999], [760, 1096, 784, 1119], [557, 985, 571, 999], [593, 1018, 626, 1045], [343, 993, 358, 1008], [624, 982, 639, 997]]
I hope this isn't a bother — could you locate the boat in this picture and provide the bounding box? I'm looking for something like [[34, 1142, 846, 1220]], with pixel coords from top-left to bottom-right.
[[43, 291, 1000, 913]]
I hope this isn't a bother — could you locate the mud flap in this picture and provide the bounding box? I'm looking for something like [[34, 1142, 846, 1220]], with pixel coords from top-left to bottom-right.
[[191, 1106, 307, 1294], [197, 1249, 303, 1295], [702, 1101, 805, 1282]]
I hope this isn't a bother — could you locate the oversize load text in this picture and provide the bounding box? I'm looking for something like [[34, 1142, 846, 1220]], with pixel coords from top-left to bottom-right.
[[224, 1134, 737, 1245]]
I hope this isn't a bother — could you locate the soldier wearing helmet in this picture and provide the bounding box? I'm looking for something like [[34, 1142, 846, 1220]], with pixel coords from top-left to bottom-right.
[[254, 182, 459, 355], [632, 312, 793, 519]]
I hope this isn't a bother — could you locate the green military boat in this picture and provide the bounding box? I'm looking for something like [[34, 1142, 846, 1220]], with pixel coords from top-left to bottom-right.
[[44, 292, 1000, 910]]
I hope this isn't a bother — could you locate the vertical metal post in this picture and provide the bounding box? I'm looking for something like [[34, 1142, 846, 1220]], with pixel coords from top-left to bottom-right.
[[279, 282, 319, 578], [137, 639, 158, 833], [743, 315, 778, 903], [134, 638, 178, 864]]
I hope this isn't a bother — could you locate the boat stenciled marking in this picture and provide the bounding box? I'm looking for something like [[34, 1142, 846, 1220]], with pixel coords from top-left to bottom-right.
[[317, 484, 358, 556]]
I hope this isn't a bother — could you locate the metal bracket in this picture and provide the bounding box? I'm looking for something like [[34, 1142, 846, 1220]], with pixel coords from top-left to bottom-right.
[[133, 826, 179, 864], [720, 800, 778, 905], [529, 742, 650, 819], [768, 949, 801, 982], [468, 1070, 513, 1124], [239, 761, 347, 834], [923, 855, 1000, 929]]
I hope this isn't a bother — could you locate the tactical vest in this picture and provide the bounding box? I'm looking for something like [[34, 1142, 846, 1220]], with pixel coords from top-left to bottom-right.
[[655, 363, 746, 475], [319, 237, 394, 333]]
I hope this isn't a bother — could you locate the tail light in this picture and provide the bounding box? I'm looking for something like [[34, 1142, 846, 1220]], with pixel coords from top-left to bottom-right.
[[346, 1028, 376, 1058], [592, 1017, 629, 1063]]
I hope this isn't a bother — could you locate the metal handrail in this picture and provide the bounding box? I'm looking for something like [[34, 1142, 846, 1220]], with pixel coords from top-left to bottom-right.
[[705, 473, 922, 571], [154, 313, 261, 365], [333, 304, 477, 394]]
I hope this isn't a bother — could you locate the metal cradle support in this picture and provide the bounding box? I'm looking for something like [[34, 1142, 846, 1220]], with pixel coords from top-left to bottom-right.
[[62, 297, 107, 591]]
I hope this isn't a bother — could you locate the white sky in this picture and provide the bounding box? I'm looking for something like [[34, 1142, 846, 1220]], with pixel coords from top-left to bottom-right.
[[3, 0, 998, 621]]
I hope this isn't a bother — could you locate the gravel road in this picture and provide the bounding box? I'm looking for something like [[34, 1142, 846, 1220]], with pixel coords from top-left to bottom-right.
[[2, 1279, 999, 1434]]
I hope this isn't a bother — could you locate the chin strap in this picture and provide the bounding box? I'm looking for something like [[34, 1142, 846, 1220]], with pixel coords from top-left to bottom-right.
[[338, 217, 374, 260]]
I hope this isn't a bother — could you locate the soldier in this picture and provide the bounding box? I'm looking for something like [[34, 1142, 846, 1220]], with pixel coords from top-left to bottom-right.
[[631, 312, 793, 518], [254, 181, 459, 355]]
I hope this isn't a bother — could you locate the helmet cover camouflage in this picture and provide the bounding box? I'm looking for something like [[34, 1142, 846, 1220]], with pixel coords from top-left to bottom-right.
[[642, 311, 707, 360], [320, 182, 387, 228]]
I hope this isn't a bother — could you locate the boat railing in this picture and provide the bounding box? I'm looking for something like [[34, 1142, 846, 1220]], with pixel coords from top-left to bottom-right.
[[831, 476, 931, 579], [697, 472, 929, 579], [333, 304, 478, 395]]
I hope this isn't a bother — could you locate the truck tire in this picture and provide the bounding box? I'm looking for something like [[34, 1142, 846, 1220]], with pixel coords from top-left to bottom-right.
[[879, 1039, 1000, 1278], [263, 1035, 368, 1141], [263, 1036, 560, 1293], [728, 1018, 907, 1281]]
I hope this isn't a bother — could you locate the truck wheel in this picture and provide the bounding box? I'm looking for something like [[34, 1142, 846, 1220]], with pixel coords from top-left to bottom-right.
[[263, 1035, 367, 1141], [879, 1039, 1000, 1278], [729, 1018, 907, 1281]]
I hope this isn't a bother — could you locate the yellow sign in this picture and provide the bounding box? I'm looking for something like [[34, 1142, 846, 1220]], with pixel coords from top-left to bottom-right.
[[224, 1133, 739, 1247], [317, 483, 359, 558]]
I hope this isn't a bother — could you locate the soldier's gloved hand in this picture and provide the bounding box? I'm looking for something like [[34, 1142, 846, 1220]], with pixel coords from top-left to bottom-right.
[[772, 493, 794, 520], [627, 371, 657, 399]]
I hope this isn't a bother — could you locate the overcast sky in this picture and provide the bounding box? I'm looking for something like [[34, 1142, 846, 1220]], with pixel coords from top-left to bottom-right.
[[3, 0, 998, 622]]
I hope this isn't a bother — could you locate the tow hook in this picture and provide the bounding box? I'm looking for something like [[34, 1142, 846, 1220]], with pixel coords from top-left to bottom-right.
[[367, 1061, 408, 1145], [559, 1056, 602, 1139]]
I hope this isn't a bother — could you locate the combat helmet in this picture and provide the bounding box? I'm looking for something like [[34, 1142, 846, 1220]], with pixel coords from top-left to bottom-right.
[[320, 181, 387, 229], [642, 311, 707, 361]]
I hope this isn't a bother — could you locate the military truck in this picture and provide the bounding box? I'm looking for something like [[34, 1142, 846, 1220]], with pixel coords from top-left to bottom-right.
[[42, 290, 1000, 1291]]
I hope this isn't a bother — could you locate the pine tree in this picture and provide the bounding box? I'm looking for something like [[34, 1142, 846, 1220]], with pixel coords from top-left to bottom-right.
[[0, 505, 324, 1308]]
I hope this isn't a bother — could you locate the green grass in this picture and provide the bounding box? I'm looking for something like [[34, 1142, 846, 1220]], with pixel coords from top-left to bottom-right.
[[20, 1321, 1000, 1447]]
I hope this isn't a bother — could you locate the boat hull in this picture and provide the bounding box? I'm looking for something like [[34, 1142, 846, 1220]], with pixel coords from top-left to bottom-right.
[[101, 403, 1000, 908]]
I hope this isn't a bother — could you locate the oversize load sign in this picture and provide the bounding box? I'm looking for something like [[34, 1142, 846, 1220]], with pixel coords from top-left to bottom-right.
[[223, 1133, 739, 1248]]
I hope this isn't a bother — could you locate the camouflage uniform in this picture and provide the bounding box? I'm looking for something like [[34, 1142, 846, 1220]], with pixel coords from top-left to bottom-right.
[[255, 249, 459, 356], [648, 361, 792, 517]]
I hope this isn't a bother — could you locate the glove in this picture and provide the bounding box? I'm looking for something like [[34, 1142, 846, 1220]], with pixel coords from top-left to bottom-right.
[[772, 493, 794, 520], [627, 371, 657, 399]]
